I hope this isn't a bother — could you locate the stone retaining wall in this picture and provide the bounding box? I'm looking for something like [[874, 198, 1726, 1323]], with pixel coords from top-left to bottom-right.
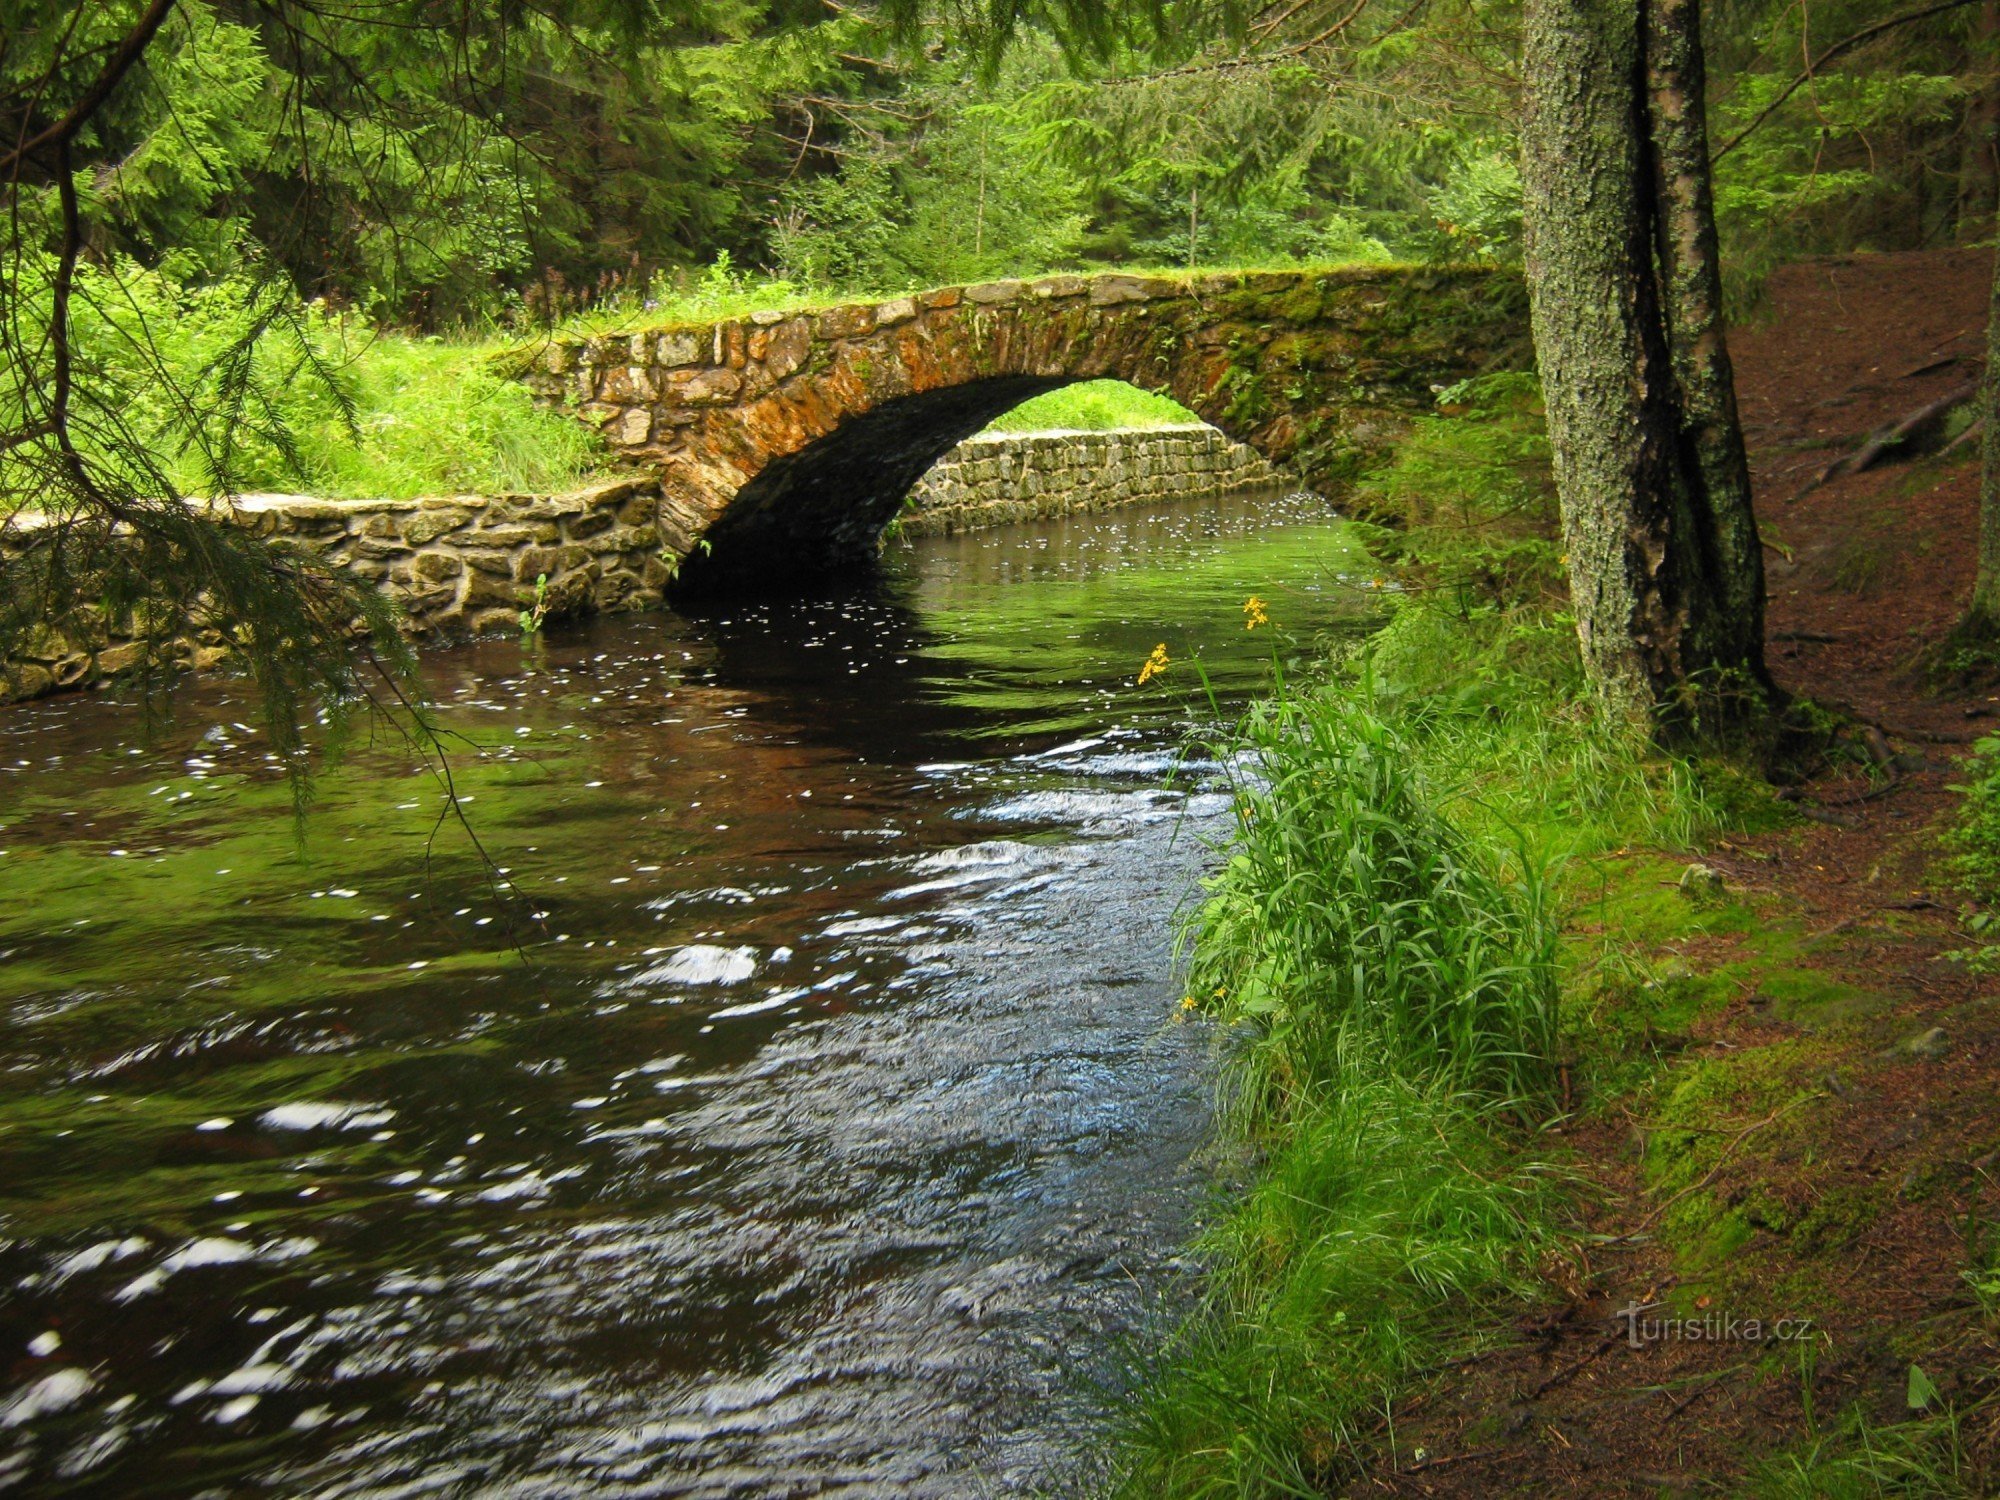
[[899, 424, 1278, 536], [0, 476, 671, 703]]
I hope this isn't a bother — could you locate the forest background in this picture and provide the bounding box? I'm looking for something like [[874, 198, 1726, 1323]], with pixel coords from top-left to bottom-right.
[[5, 0, 1984, 507]]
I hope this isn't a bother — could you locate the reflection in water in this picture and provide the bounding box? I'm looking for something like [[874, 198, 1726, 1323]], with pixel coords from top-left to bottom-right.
[[0, 489, 1373, 1495]]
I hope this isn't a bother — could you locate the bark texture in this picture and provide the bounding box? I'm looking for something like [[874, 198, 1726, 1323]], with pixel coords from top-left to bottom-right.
[[1520, 0, 1769, 727], [1645, 0, 1766, 667], [1975, 249, 2000, 619], [1959, 0, 2000, 241]]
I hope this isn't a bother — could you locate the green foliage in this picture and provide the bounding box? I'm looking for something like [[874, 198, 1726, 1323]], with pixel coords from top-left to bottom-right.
[[1941, 734, 2000, 968], [305, 337, 602, 499], [1357, 371, 1563, 609], [1943, 734, 2000, 905], [546, 251, 814, 340], [1422, 149, 1525, 263], [2, 256, 602, 508], [1106, 669, 1569, 1493], [984, 380, 1199, 432], [1707, 0, 1988, 309]]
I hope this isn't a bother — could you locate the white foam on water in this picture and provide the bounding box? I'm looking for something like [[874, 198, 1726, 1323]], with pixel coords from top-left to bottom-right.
[[259, 1102, 396, 1132], [0, 1369, 93, 1428], [635, 945, 758, 987], [821, 916, 903, 938], [708, 989, 808, 1020]]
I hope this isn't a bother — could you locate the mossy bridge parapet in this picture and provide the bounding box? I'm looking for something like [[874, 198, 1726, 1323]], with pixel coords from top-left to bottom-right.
[[514, 265, 1531, 588]]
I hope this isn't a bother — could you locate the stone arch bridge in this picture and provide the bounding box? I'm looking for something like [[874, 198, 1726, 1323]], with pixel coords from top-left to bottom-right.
[[515, 267, 1528, 590]]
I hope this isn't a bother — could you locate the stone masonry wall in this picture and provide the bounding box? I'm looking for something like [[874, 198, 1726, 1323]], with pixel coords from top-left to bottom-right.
[[0, 476, 671, 704], [900, 424, 1278, 536], [1, 425, 1283, 704]]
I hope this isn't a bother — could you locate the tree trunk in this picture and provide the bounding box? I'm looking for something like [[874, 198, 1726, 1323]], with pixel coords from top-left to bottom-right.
[[1644, 0, 1767, 675], [1959, 0, 2000, 242], [1974, 248, 2000, 619], [1520, 0, 1770, 730]]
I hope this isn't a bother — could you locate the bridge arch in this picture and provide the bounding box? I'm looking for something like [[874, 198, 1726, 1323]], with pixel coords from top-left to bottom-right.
[[517, 268, 1528, 590]]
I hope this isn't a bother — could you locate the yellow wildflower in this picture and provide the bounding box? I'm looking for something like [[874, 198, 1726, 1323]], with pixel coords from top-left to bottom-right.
[[1179, 995, 1198, 1012], [1243, 595, 1269, 631], [1136, 642, 1170, 686]]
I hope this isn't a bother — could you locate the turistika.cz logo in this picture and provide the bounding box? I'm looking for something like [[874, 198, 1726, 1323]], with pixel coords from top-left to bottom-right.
[[1615, 1302, 1817, 1349]]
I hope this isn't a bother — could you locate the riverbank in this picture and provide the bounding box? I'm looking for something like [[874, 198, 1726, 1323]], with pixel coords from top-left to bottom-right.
[[1110, 248, 2000, 1495]]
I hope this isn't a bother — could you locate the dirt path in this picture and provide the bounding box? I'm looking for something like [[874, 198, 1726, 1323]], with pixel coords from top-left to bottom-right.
[[1369, 250, 2000, 1496]]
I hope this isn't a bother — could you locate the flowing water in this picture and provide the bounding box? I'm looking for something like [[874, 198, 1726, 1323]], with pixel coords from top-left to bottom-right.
[[0, 488, 1377, 1497]]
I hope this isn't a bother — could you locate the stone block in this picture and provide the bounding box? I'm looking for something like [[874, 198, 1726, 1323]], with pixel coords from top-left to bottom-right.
[[874, 296, 917, 325], [656, 331, 703, 367], [815, 305, 875, 339], [402, 507, 473, 545], [461, 549, 518, 578], [93, 642, 144, 676], [542, 570, 597, 615], [411, 551, 463, 582], [965, 280, 1023, 305], [598, 366, 655, 403], [663, 367, 741, 405], [619, 407, 653, 446], [1028, 275, 1087, 299], [466, 607, 521, 636], [593, 523, 660, 554], [763, 318, 812, 379], [462, 569, 526, 609], [401, 584, 457, 617], [595, 572, 640, 608], [471, 524, 539, 547], [1087, 275, 1176, 306]]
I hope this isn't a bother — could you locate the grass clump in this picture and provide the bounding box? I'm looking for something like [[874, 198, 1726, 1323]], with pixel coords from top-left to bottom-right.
[[1106, 677, 1566, 1495], [1112, 1077, 1553, 1494], [1748, 1400, 1986, 1498], [299, 335, 603, 500], [1187, 682, 1562, 1103], [985, 380, 1201, 433]]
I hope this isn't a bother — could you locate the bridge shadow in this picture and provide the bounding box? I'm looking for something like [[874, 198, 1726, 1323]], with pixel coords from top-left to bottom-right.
[[669, 376, 1072, 595]]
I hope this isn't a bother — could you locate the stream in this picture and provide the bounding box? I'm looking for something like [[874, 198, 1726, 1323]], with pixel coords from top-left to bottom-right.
[[0, 487, 1375, 1496]]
